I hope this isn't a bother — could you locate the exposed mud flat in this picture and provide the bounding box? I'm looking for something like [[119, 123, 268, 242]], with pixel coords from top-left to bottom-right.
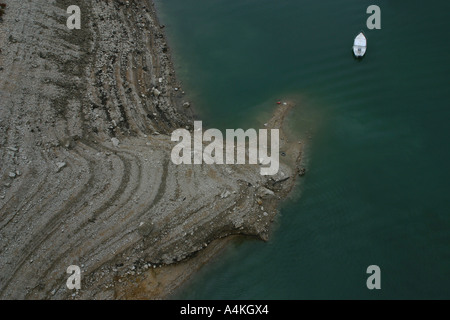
[[0, 0, 304, 299]]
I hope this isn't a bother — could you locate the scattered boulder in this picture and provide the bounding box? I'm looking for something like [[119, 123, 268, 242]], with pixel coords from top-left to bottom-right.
[[56, 162, 66, 173], [220, 190, 231, 199], [151, 87, 161, 97], [257, 187, 275, 199], [111, 138, 120, 148], [61, 136, 76, 149]]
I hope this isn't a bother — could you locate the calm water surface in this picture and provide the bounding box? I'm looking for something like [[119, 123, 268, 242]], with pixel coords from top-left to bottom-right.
[[155, 0, 450, 299]]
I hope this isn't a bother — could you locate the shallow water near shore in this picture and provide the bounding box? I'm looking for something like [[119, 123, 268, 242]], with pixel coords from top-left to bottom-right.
[[155, 0, 450, 299]]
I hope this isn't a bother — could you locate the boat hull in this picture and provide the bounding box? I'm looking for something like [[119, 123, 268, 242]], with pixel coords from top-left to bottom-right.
[[352, 32, 367, 58]]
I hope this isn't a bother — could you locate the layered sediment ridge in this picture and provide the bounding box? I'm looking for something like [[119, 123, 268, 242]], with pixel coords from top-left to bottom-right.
[[0, 0, 303, 299]]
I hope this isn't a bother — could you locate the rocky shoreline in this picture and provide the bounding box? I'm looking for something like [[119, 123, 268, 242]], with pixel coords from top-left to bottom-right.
[[0, 0, 304, 299]]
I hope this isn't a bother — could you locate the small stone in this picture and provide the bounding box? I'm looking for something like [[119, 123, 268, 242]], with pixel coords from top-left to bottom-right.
[[220, 190, 231, 199], [263, 212, 268, 217], [183, 102, 190, 108], [258, 187, 275, 199], [151, 87, 161, 97], [56, 162, 66, 172], [111, 138, 120, 147], [8, 172, 16, 178]]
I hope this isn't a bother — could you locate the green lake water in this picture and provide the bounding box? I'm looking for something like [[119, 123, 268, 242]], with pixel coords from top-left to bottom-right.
[[154, 0, 450, 299]]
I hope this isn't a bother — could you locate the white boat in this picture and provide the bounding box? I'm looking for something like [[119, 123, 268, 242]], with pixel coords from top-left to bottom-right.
[[353, 32, 367, 58]]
